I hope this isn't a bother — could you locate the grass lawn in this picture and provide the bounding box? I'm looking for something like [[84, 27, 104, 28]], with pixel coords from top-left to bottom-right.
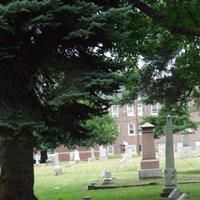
[[34, 156, 200, 200]]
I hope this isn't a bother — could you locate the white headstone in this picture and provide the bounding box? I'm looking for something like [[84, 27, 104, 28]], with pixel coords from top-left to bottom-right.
[[69, 151, 75, 161], [158, 143, 165, 155], [74, 150, 80, 162], [179, 135, 193, 159], [90, 148, 96, 161], [177, 143, 183, 152], [195, 141, 200, 151], [35, 153, 40, 165], [101, 170, 113, 184], [182, 135, 190, 147], [99, 145, 107, 160], [120, 141, 131, 162], [54, 153, 62, 175]]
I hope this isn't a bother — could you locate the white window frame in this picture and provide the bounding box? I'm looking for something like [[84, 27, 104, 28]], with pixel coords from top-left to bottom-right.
[[151, 103, 159, 115], [127, 104, 134, 116], [111, 105, 119, 117], [137, 104, 143, 116], [128, 123, 135, 136], [107, 146, 114, 156]]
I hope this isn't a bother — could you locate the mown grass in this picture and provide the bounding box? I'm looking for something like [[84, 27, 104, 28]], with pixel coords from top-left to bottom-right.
[[34, 156, 200, 200]]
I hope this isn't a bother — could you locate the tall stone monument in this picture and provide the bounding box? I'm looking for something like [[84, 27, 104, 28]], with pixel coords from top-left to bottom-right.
[[161, 115, 177, 197], [139, 122, 162, 179]]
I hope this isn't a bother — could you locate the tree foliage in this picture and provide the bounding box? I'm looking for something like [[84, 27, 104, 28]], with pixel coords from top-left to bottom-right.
[[142, 106, 197, 138], [83, 114, 118, 146], [119, 0, 200, 106], [0, 0, 131, 147]]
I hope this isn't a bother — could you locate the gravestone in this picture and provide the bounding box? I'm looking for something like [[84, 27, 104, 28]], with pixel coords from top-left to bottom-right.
[[177, 143, 183, 153], [69, 151, 76, 165], [161, 115, 177, 197], [54, 153, 62, 176], [101, 170, 113, 185], [119, 141, 132, 163], [158, 143, 165, 156], [99, 145, 107, 160], [195, 141, 200, 151], [139, 123, 162, 179], [179, 134, 193, 159], [69, 151, 74, 161], [74, 150, 80, 162], [35, 152, 40, 166], [90, 148, 96, 161]]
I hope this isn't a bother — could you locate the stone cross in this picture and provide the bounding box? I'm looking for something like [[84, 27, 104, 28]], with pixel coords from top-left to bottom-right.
[[161, 115, 177, 197]]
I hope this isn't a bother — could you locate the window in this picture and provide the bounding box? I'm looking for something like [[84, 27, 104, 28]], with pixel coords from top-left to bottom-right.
[[137, 104, 143, 116], [111, 105, 119, 117], [107, 146, 114, 155], [151, 103, 159, 115], [128, 124, 135, 135], [127, 104, 134, 116]]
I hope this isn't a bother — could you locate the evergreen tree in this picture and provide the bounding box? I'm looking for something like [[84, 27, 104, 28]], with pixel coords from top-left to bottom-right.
[[0, 1, 131, 199]]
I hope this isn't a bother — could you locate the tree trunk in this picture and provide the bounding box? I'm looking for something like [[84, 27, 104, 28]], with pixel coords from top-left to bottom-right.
[[0, 134, 38, 200], [40, 150, 47, 164]]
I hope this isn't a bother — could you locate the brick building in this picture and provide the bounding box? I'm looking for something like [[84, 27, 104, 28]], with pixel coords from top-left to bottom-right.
[[108, 102, 160, 155], [56, 101, 200, 161]]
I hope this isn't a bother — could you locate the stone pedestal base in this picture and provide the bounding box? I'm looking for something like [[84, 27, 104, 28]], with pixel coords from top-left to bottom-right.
[[139, 168, 162, 179], [161, 168, 177, 197], [140, 159, 160, 169]]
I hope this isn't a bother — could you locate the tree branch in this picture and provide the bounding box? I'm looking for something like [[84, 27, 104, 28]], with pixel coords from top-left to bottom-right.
[[129, 0, 200, 36], [130, 0, 165, 20]]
